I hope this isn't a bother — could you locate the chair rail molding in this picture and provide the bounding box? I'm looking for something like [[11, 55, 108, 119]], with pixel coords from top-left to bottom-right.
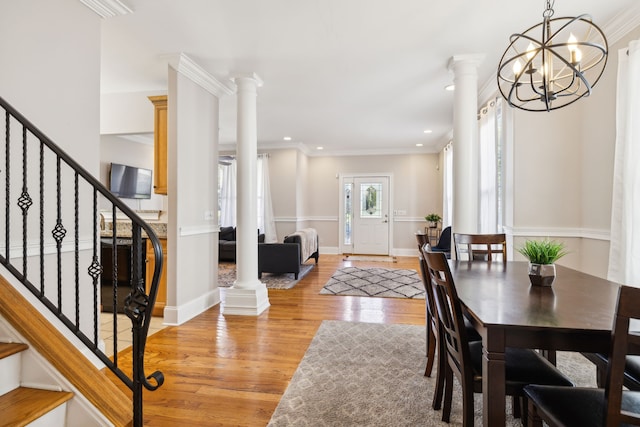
[[503, 226, 610, 241]]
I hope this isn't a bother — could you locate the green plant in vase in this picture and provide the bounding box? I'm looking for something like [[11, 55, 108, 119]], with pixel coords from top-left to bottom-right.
[[517, 239, 568, 286], [425, 213, 442, 228]]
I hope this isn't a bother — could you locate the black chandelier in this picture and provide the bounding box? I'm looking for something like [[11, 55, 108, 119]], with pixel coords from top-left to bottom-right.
[[497, 0, 608, 112]]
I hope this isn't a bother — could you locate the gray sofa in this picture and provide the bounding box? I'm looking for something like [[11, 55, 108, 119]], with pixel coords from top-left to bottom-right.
[[258, 234, 319, 279]]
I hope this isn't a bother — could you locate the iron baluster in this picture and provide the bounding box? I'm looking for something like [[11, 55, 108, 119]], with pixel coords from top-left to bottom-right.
[[0, 96, 164, 426]]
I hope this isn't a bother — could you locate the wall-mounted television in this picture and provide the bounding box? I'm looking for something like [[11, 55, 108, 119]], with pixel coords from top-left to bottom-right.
[[109, 163, 152, 199]]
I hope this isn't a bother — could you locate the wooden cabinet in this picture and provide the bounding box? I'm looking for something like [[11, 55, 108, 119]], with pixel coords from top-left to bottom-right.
[[146, 238, 167, 317], [148, 95, 167, 195]]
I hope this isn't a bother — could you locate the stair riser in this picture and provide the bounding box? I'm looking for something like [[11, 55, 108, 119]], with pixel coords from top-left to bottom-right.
[[0, 352, 21, 395], [22, 402, 68, 427]]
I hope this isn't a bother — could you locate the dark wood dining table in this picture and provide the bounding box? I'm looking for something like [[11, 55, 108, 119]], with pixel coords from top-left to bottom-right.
[[450, 260, 621, 427]]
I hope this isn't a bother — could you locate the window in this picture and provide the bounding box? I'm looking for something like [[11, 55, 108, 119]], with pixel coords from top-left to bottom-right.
[[478, 97, 504, 233]]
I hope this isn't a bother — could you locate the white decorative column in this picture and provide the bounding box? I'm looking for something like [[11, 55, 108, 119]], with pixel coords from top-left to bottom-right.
[[447, 54, 484, 237], [222, 73, 270, 316]]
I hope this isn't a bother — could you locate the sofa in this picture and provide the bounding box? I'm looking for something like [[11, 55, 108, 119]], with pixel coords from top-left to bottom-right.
[[219, 226, 265, 262], [258, 229, 319, 279]]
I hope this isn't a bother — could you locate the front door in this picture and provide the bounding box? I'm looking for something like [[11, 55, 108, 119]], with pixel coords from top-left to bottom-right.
[[348, 176, 390, 255]]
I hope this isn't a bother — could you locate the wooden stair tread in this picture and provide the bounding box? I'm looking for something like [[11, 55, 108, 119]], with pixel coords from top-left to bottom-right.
[[0, 342, 28, 359], [0, 387, 73, 426]]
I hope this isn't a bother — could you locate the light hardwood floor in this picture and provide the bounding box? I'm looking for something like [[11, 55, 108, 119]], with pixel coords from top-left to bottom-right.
[[111, 254, 425, 426]]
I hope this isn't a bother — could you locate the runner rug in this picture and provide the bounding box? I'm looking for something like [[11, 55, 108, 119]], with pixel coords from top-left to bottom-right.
[[267, 320, 596, 427], [319, 266, 425, 299], [217, 262, 314, 290]]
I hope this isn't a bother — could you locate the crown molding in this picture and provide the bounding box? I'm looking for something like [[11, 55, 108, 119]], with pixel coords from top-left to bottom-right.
[[167, 53, 235, 97], [602, 3, 640, 46], [79, 0, 132, 18]]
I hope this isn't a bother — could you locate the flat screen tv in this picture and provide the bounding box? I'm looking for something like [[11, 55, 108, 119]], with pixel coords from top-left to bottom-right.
[[109, 163, 152, 199]]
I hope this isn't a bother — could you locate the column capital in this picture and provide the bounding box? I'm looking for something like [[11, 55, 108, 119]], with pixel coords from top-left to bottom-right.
[[231, 72, 264, 88], [447, 54, 485, 73]]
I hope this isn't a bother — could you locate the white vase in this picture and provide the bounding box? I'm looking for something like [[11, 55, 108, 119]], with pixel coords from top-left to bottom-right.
[[528, 263, 556, 287]]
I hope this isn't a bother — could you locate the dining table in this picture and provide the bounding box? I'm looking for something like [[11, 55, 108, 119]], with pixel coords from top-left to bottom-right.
[[450, 260, 621, 427]]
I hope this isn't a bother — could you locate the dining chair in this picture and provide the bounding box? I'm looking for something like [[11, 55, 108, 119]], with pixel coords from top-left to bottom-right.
[[417, 243, 481, 411], [415, 232, 429, 253], [453, 232, 507, 261], [416, 247, 438, 379], [581, 352, 640, 390], [422, 250, 574, 426], [431, 226, 451, 258], [524, 285, 640, 427]]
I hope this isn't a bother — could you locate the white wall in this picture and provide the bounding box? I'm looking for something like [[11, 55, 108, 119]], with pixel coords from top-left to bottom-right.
[[510, 24, 640, 278], [100, 91, 158, 135], [0, 0, 102, 338], [164, 67, 220, 325], [0, 0, 100, 171]]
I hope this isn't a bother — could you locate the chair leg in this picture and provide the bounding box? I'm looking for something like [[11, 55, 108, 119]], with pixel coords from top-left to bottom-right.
[[441, 365, 453, 423], [596, 365, 607, 387], [540, 349, 557, 365], [432, 332, 446, 410], [521, 396, 528, 427], [424, 325, 436, 377], [512, 395, 521, 418], [462, 377, 474, 427], [527, 398, 543, 427]]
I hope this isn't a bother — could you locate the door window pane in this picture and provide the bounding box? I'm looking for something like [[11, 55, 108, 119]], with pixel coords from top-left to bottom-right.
[[360, 183, 382, 218]]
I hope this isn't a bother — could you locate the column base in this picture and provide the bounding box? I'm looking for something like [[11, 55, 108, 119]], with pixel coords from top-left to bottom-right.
[[222, 283, 270, 315]]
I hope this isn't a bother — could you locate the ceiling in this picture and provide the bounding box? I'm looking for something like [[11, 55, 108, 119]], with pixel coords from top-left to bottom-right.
[[99, 0, 640, 155]]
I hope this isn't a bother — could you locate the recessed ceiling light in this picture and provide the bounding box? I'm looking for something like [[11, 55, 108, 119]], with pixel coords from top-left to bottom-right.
[[416, 143, 424, 147], [423, 129, 433, 134], [316, 146, 324, 150], [283, 136, 292, 141], [445, 84, 455, 91]]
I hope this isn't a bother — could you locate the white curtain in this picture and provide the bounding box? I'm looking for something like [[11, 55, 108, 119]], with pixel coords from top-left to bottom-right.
[[442, 142, 453, 227], [257, 154, 277, 242], [478, 98, 500, 233], [219, 159, 237, 227], [219, 155, 277, 242], [608, 41, 640, 286]]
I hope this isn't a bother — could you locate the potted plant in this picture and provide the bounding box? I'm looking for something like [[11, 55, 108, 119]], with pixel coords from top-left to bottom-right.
[[517, 239, 568, 286], [425, 213, 442, 228]]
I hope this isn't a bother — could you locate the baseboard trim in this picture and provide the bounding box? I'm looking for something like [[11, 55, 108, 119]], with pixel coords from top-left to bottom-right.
[[163, 288, 221, 326]]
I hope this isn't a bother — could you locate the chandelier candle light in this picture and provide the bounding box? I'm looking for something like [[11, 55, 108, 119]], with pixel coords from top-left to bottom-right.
[[497, 0, 608, 111]]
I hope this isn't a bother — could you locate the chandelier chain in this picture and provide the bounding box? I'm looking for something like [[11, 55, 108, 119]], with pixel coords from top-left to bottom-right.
[[543, 0, 555, 18]]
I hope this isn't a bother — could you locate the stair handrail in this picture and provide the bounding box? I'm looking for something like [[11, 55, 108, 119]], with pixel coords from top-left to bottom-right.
[[0, 95, 164, 426]]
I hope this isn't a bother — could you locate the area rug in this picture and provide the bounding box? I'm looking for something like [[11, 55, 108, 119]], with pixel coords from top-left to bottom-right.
[[319, 266, 424, 299], [342, 255, 397, 262], [217, 262, 314, 290], [267, 320, 597, 427]]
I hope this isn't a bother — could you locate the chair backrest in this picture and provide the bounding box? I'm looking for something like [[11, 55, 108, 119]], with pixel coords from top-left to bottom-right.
[[433, 226, 452, 251], [417, 244, 438, 324], [415, 232, 429, 252], [423, 249, 472, 377], [453, 233, 507, 262], [604, 285, 640, 426]]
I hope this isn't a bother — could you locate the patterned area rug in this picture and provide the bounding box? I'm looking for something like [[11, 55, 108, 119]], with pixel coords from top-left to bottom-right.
[[217, 262, 314, 290], [268, 320, 597, 427], [320, 266, 424, 299]]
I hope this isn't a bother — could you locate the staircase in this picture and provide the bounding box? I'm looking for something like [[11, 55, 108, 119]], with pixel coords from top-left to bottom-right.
[[0, 342, 73, 426], [0, 95, 164, 425]]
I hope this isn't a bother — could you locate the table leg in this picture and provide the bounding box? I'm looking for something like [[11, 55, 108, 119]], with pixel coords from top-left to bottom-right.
[[483, 330, 506, 426]]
